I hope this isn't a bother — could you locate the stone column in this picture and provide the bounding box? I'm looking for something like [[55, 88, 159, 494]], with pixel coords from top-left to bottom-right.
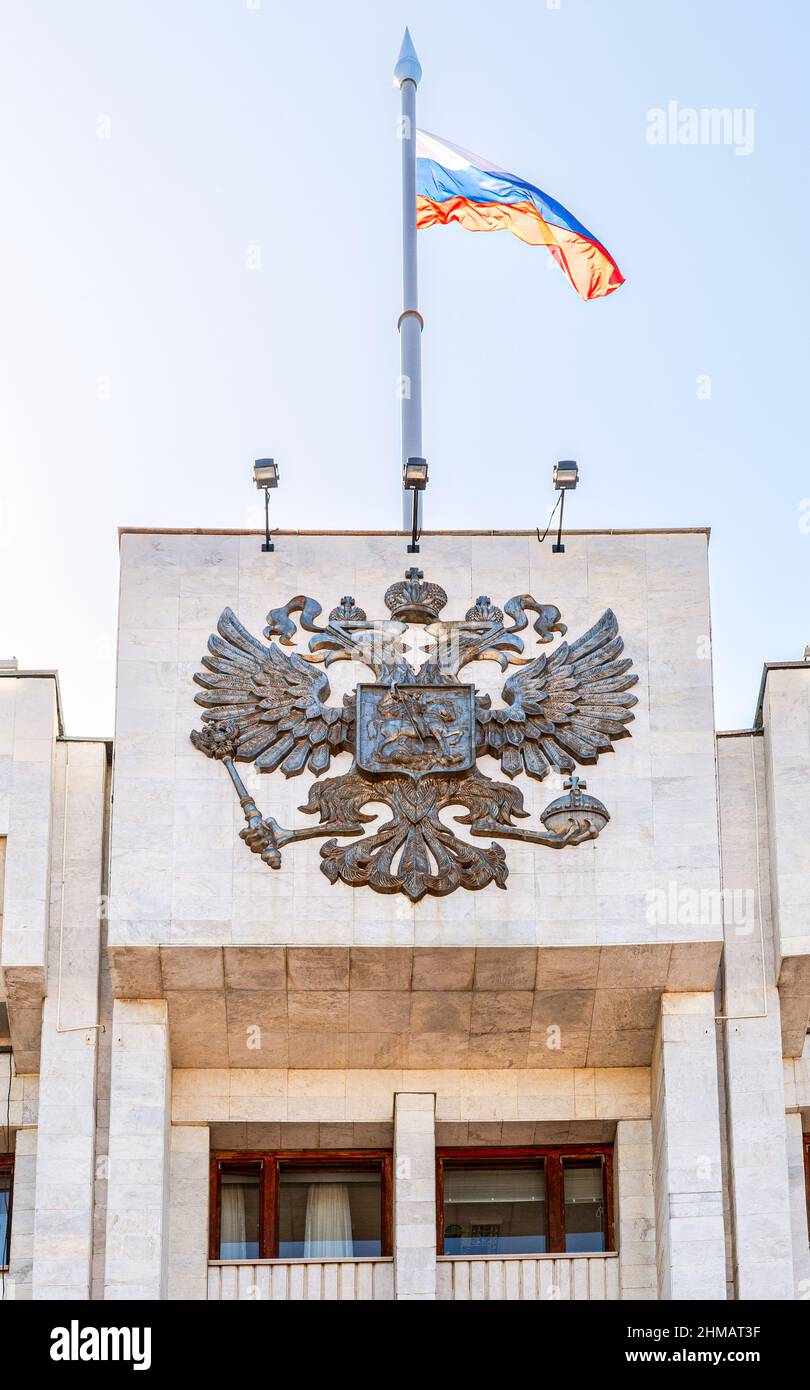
[[168, 1126, 209, 1300], [785, 1113, 810, 1299], [393, 1092, 436, 1301], [32, 742, 106, 1300], [651, 993, 726, 1300], [104, 999, 171, 1300], [723, 1004, 795, 1299], [718, 734, 795, 1299], [615, 1119, 657, 1300]]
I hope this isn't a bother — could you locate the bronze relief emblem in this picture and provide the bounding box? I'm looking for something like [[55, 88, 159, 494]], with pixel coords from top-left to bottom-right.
[[190, 568, 638, 900], [356, 684, 476, 776]]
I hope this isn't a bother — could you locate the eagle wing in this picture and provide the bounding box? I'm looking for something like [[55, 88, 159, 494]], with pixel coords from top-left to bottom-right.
[[477, 608, 638, 780], [192, 607, 353, 776]]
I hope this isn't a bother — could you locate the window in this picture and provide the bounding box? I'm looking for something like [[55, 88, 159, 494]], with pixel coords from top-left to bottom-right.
[[219, 1168, 261, 1260], [210, 1152, 392, 1261], [278, 1166, 383, 1258], [443, 1165, 547, 1255], [437, 1147, 613, 1256], [0, 1156, 12, 1269], [563, 1157, 607, 1253]]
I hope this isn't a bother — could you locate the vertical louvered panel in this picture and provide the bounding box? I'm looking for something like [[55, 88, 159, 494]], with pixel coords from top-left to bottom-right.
[[355, 1262, 373, 1300], [434, 1255, 620, 1302], [503, 1260, 521, 1300], [486, 1260, 505, 1300], [539, 1260, 557, 1300], [571, 1258, 590, 1300], [589, 1257, 606, 1300], [519, 1259, 539, 1299], [436, 1260, 453, 1300], [375, 1260, 395, 1300], [556, 1257, 571, 1299]]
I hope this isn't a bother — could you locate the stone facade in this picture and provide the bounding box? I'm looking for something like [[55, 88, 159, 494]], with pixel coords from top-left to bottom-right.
[[0, 529, 808, 1301]]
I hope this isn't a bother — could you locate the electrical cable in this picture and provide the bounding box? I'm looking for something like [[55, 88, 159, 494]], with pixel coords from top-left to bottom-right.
[[536, 493, 563, 544]]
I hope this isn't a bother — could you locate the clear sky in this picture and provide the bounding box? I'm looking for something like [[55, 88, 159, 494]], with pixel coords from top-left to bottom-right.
[[1, 0, 807, 733]]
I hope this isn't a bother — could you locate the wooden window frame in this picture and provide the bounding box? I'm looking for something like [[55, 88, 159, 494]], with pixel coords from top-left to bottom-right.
[[209, 1150, 393, 1261], [0, 1154, 13, 1269], [436, 1145, 615, 1256]]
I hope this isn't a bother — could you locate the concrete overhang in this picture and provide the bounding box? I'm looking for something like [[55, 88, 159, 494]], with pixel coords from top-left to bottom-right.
[[777, 957, 810, 1058], [1, 969, 46, 1073], [108, 942, 723, 1070]]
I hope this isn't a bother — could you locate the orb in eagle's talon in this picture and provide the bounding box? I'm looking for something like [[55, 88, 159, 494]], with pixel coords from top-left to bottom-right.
[[540, 775, 610, 842]]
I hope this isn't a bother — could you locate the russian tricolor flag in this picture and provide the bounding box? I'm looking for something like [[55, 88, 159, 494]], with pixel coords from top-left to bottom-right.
[[416, 130, 624, 302]]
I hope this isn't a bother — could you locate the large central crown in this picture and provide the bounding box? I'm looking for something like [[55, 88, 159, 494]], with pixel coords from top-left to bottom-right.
[[384, 567, 448, 623]]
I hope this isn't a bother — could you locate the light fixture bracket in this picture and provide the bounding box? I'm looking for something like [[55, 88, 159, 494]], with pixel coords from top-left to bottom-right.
[[254, 458, 279, 552]]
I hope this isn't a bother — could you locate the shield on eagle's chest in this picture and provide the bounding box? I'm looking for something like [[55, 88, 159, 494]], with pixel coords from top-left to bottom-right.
[[356, 684, 476, 776]]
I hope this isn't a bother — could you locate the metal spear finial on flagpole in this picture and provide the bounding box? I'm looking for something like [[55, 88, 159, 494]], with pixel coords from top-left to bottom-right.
[[395, 28, 424, 532]]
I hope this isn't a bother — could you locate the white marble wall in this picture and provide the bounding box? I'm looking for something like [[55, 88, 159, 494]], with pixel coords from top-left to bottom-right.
[[652, 993, 726, 1300], [0, 675, 59, 1068], [172, 1064, 651, 1125], [784, 1113, 810, 1298], [0, 835, 5, 1009], [615, 1119, 657, 1298], [32, 741, 106, 1300], [167, 1125, 209, 1300], [109, 530, 721, 953], [783, 1034, 810, 1112], [104, 1000, 171, 1299], [761, 668, 810, 960], [6, 532, 804, 1303], [6, 1128, 36, 1300], [4, 1063, 38, 1132], [717, 734, 795, 1299], [393, 1092, 436, 1299]]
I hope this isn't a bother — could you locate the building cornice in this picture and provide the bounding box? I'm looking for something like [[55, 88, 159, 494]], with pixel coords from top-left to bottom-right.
[[117, 525, 712, 542]]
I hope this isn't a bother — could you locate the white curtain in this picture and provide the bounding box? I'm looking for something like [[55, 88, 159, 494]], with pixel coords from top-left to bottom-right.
[[221, 1183, 248, 1257], [304, 1182, 353, 1257]]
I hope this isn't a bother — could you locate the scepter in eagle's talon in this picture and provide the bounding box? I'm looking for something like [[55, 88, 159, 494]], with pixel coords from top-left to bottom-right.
[[190, 721, 365, 871], [190, 721, 282, 868], [238, 806, 282, 869]]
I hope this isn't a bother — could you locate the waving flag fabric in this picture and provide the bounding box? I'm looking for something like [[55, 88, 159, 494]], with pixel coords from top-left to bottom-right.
[[416, 130, 624, 301]]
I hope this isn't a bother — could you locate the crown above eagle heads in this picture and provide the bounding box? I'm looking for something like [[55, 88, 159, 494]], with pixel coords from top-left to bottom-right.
[[384, 567, 448, 623]]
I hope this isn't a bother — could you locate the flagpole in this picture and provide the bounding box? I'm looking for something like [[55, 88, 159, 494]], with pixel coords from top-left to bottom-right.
[[395, 29, 423, 530]]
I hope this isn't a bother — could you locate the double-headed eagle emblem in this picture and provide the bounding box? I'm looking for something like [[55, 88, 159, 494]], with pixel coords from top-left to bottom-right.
[[190, 569, 638, 901]]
